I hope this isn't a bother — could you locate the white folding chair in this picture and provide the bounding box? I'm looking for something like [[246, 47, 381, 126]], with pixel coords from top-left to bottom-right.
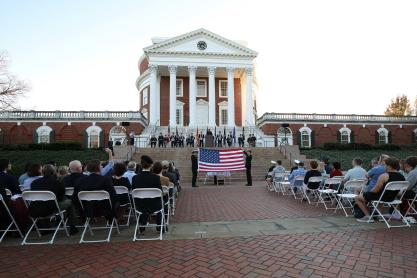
[[168, 182, 176, 216], [303, 176, 324, 204], [318, 178, 342, 210], [291, 176, 305, 199], [162, 186, 171, 225], [21, 191, 69, 245], [335, 179, 366, 217], [0, 194, 24, 243], [131, 188, 165, 241], [114, 186, 133, 227], [272, 172, 285, 194], [65, 187, 74, 197], [368, 181, 411, 228], [78, 191, 120, 243], [405, 193, 417, 219]]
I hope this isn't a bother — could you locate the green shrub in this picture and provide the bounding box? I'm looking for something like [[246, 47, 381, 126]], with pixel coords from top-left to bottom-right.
[[1, 142, 83, 151], [322, 142, 401, 151]]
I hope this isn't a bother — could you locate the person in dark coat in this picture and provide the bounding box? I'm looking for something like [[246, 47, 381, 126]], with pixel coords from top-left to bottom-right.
[[73, 160, 118, 220], [31, 164, 78, 234], [191, 151, 199, 187], [62, 160, 85, 188], [158, 133, 164, 148], [131, 155, 163, 233], [243, 150, 252, 186], [0, 159, 21, 202]]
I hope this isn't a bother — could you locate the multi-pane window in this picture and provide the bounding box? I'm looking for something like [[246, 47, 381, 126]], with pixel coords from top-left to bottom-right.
[[197, 80, 207, 97], [220, 108, 228, 126], [340, 131, 350, 144], [89, 130, 99, 148], [176, 108, 183, 126], [142, 88, 148, 105], [301, 131, 310, 148], [176, 79, 183, 97], [39, 131, 50, 143], [219, 80, 228, 97], [379, 130, 388, 144]]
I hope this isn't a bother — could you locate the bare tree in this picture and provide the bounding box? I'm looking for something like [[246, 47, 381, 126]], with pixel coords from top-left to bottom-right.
[[0, 50, 29, 110]]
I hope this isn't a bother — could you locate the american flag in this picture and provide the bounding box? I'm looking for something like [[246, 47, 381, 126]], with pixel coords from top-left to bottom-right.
[[198, 148, 246, 172]]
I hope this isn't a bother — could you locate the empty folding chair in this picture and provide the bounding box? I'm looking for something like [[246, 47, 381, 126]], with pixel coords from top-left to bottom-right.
[[0, 194, 24, 243], [335, 179, 366, 217], [168, 182, 176, 216], [318, 178, 342, 210], [114, 186, 133, 227], [78, 191, 120, 243], [131, 188, 165, 241], [303, 176, 324, 204], [368, 181, 410, 228], [405, 193, 417, 220], [21, 191, 69, 245]]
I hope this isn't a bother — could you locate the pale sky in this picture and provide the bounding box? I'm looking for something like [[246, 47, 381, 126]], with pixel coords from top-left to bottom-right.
[[2, 0, 417, 115]]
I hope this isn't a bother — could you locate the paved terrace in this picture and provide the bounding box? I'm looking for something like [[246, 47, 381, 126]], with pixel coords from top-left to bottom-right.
[[1, 183, 417, 277]]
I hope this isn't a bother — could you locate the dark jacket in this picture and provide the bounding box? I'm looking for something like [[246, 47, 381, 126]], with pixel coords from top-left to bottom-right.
[[191, 155, 198, 172], [62, 172, 85, 188], [0, 172, 21, 202], [243, 151, 252, 170], [304, 170, 322, 189], [30, 176, 65, 217], [132, 171, 162, 212]]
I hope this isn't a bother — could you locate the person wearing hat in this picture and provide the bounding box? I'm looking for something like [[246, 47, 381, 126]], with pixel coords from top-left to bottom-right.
[[290, 160, 300, 174], [131, 155, 163, 233], [191, 150, 199, 187]]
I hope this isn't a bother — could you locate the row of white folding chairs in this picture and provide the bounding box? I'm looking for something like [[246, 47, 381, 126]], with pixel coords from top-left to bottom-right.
[[1, 187, 170, 245]]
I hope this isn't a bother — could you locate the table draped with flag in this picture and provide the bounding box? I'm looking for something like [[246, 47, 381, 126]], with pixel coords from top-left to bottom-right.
[[198, 148, 246, 172]]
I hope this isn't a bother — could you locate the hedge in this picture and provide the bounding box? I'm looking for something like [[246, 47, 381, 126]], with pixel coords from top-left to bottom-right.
[[322, 142, 402, 151], [1, 142, 84, 151]]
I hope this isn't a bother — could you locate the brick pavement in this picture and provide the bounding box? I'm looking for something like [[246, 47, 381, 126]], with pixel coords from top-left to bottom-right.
[[1, 228, 417, 277], [173, 185, 333, 223]]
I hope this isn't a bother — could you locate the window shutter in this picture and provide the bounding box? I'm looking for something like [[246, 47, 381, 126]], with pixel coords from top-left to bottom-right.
[[350, 130, 354, 144], [375, 131, 379, 144], [388, 131, 392, 144], [337, 131, 341, 143], [310, 131, 315, 147], [49, 130, 55, 143], [99, 130, 105, 148], [83, 130, 88, 149], [297, 131, 301, 146], [33, 129, 38, 143]]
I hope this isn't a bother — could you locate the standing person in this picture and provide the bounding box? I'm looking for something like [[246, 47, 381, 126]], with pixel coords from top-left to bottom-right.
[[191, 150, 199, 187], [243, 150, 252, 186], [150, 134, 157, 148], [129, 131, 135, 146]]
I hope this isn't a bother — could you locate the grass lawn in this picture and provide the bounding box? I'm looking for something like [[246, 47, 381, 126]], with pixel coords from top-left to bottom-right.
[[301, 149, 417, 170], [1, 150, 107, 177]]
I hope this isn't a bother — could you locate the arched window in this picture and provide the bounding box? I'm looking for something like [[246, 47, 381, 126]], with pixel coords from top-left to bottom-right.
[[377, 128, 389, 144], [338, 128, 351, 144], [36, 126, 53, 144], [86, 126, 102, 149], [277, 127, 293, 145], [109, 125, 127, 145], [299, 127, 312, 148]]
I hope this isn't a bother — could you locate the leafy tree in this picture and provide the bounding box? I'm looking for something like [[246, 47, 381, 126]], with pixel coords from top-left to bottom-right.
[[384, 94, 411, 116], [0, 50, 29, 110]]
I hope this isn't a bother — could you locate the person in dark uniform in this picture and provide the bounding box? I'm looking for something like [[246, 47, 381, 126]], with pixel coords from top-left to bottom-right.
[[150, 134, 157, 148], [191, 150, 199, 187], [158, 133, 164, 148], [243, 150, 252, 186]]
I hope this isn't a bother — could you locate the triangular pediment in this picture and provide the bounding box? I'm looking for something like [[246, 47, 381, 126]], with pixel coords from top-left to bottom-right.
[[144, 28, 257, 58]]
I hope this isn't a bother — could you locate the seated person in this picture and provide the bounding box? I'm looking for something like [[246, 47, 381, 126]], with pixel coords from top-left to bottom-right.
[[366, 155, 388, 192], [329, 161, 343, 178], [161, 160, 179, 189], [0, 159, 21, 201], [62, 160, 85, 188], [152, 162, 170, 187], [31, 164, 78, 234], [343, 158, 367, 184], [322, 158, 332, 175], [132, 155, 163, 233], [400, 156, 417, 215], [355, 157, 405, 223], [288, 161, 306, 186], [73, 160, 118, 220], [304, 160, 322, 189], [122, 161, 137, 185], [112, 163, 131, 207], [22, 163, 43, 191], [100, 148, 114, 176], [271, 160, 286, 181]]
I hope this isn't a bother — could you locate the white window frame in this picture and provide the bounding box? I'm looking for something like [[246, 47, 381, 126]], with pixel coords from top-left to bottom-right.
[[299, 127, 312, 148], [86, 125, 102, 149], [377, 127, 389, 144], [176, 79, 184, 97], [339, 127, 351, 144], [142, 87, 148, 106], [176, 100, 184, 126], [196, 79, 207, 97], [36, 126, 52, 144], [219, 80, 228, 98]]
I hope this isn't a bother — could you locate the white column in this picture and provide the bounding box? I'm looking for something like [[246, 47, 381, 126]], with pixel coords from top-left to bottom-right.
[[188, 66, 197, 127], [168, 65, 177, 127], [226, 67, 235, 127], [149, 64, 158, 125], [208, 66, 216, 127], [156, 75, 161, 125], [245, 67, 254, 125]]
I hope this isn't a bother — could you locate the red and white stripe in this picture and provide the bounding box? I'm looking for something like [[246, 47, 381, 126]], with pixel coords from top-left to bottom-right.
[[198, 148, 246, 172]]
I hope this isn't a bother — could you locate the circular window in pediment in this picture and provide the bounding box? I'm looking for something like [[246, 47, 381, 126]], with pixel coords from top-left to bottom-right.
[[197, 41, 207, 50]]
